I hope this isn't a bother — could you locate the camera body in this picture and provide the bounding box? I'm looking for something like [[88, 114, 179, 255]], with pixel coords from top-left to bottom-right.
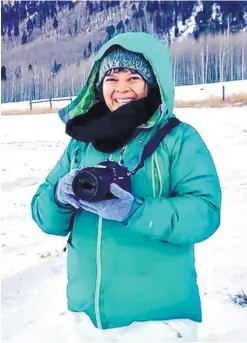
[[72, 161, 131, 202]]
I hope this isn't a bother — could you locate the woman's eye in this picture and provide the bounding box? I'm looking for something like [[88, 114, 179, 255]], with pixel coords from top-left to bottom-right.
[[129, 76, 141, 81], [105, 78, 117, 82]]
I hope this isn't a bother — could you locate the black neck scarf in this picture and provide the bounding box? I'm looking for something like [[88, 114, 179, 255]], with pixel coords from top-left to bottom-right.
[[66, 87, 161, 153]]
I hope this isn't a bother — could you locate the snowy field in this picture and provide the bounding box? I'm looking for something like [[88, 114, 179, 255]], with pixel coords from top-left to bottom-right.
[[1, 107, 247, 342], [175, 80, 247, 102]]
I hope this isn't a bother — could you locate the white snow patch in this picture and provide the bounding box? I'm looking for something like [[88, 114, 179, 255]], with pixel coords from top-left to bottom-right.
[[175, 80, 247, 102], [0, 97, 76, 112]]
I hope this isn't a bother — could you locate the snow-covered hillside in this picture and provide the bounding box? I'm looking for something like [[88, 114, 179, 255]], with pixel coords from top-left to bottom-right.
[[1, 107, 247, 342]]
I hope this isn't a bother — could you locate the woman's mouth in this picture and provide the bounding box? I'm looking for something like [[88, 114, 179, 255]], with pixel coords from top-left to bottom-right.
[[115, 98, 135, 105]]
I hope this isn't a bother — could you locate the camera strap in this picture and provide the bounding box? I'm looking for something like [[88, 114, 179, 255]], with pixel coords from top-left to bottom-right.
[[131, 117, 181, 175]]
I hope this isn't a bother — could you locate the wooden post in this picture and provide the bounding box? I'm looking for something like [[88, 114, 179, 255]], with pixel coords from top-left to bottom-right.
[[30, 100, 32, 110], [222, 85, 225, 101], [49, 98, 52, 109], [70, 97, 72, 103]]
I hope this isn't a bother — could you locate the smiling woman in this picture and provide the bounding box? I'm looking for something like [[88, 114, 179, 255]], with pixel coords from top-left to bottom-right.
[[64, 46, 162, 153], [31, 32, 221, 343]]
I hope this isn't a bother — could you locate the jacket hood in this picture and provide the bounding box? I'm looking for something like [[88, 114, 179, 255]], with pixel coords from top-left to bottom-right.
[[58, 32, 174, 124]]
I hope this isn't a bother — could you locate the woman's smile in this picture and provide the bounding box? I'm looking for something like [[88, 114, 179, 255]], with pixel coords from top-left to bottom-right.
[[114, 98, 136, 106]]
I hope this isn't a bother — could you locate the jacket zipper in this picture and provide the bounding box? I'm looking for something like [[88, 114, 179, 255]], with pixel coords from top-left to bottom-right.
[[154, 151, 163, 197], [151, 154, 156, 197], [93, 139, 161, 328], [95, 216, 103, 329]]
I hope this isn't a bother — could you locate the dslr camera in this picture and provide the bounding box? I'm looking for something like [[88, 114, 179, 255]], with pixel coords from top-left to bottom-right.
[[72, 161, 131, 202]]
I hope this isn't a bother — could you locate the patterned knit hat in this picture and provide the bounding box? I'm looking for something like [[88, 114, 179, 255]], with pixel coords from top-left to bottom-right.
[[98, 48, 157, 87]]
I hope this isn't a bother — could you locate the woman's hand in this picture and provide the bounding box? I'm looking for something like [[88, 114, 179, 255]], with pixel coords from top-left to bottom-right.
[[55, 169, 81, 209], [79, 183, 137, 222]]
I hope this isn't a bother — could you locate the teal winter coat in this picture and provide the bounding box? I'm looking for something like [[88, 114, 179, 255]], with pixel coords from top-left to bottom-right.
[[31, 32, 221, 329]]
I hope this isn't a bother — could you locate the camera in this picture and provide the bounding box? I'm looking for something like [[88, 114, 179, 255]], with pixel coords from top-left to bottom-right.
[[72, 161, 131, 202]]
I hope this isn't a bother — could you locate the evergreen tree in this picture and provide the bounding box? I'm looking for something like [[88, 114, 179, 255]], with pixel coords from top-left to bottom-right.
[[7, 24, 12, 37], [15, 66, 21, 79], [88, 41, 92, 55], [1, 65, 7, 81], [21, 30, 28, 45], [106, 25, 115, 39], [52, 60, 62, 74], [14, 22, 19, 37], [27, 17, 33, 32], [28, 63, 33, 72], [116, 20, 125, 33], [74, 19, 78, 34], [99, 1, 104, 11], [53, 16, 58, 29]]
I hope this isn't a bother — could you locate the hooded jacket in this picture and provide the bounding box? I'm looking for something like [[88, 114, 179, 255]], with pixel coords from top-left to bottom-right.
[[31, 32, 221, 329]]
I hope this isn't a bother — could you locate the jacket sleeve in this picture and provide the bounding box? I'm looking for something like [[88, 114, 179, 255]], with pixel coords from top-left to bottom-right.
[[126, 124, 222, 245], [31, 139, 76, 236]]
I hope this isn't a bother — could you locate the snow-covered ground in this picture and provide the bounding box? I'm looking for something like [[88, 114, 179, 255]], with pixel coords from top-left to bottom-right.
[[1, 107, 247, 342], [175, 80, 247, 102], [0, 97, 76, 112]]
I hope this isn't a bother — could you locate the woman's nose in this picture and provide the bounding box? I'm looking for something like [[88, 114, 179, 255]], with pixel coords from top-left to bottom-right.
[[114, 81, 131, 92]]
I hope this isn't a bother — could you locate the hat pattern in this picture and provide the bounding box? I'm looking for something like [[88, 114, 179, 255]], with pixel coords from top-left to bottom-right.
[[98, 48, 157, 87]]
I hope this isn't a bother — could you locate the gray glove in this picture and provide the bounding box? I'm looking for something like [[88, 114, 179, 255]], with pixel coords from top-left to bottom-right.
[[55, 169, 80, 209], [79, 183, 140, 222]]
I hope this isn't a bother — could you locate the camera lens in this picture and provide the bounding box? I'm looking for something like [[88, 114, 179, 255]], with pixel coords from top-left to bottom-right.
[[71, 161, 130, 202], [72, 171, 98, 201], [79, 181, 95, 190]]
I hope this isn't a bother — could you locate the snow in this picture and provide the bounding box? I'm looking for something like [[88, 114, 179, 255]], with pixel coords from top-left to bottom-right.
[[175, 80, 247, 102], [1, 107, 247, 342], [0, 97, 76, 112]]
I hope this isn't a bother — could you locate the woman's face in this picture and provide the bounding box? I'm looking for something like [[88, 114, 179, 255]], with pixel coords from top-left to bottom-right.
[[102, 69, 148, 111]]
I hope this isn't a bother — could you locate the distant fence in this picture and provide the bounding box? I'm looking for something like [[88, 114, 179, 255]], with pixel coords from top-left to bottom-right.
[[198, 85, 226, 100], [29, 96, 73, 110], [25, 84, 238, 111], [29, 86, 227, 110]]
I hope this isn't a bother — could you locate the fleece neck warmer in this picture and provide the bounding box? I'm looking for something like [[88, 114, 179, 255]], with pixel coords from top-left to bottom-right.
[[66, 87, 161, 154]]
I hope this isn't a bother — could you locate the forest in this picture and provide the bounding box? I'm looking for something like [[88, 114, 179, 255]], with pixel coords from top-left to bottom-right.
[[1, 1, 247, 102]]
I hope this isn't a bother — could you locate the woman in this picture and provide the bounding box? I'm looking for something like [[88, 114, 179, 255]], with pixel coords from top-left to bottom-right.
[[31, 32, 221, 342]]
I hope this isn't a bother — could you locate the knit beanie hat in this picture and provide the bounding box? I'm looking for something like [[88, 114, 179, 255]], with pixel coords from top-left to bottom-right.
[[97, 48, 157, 87]]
